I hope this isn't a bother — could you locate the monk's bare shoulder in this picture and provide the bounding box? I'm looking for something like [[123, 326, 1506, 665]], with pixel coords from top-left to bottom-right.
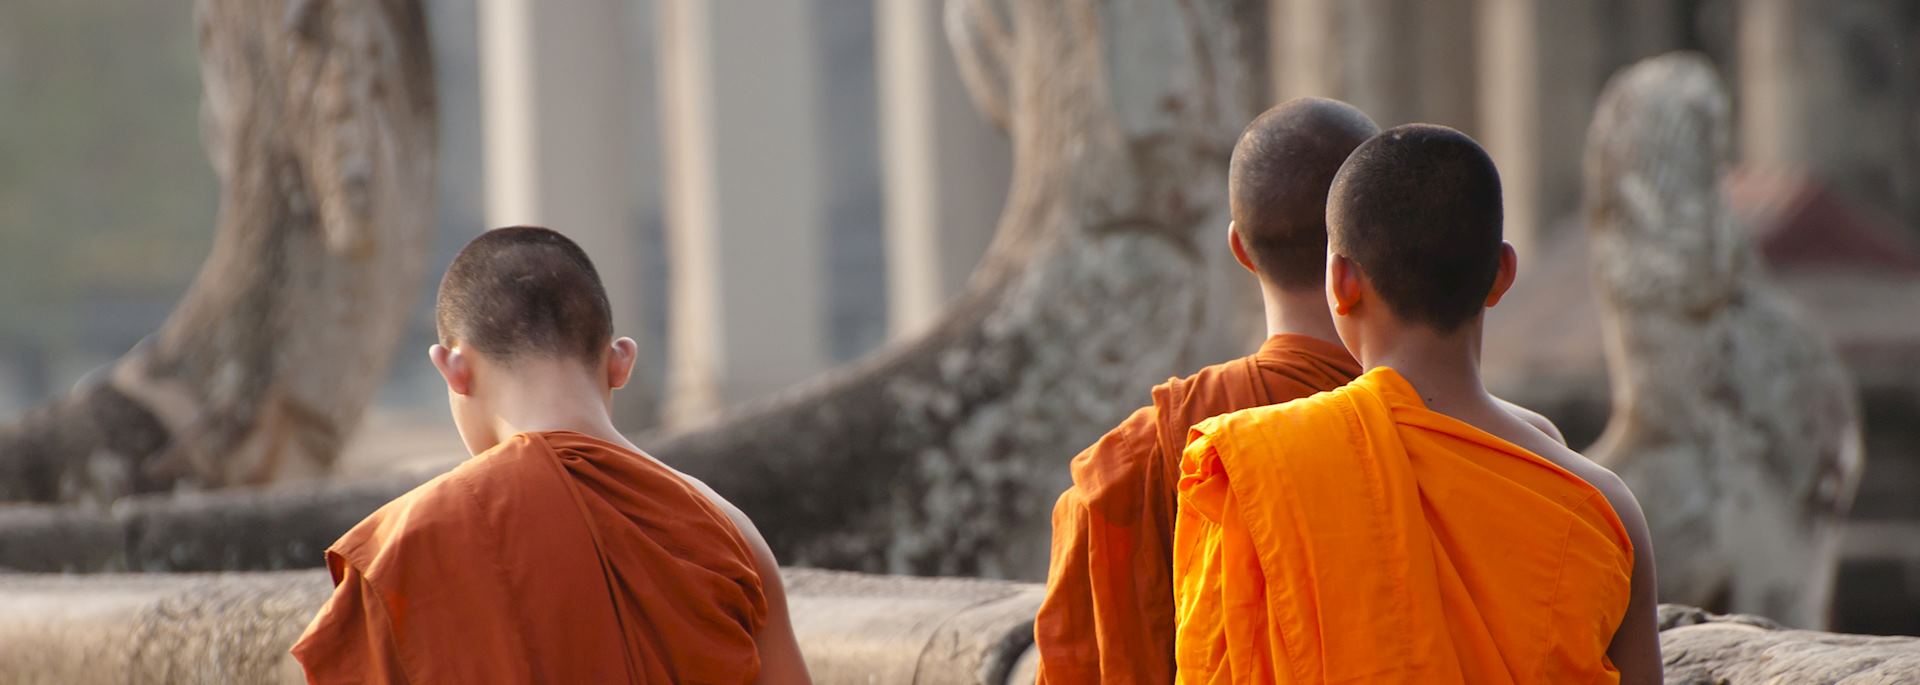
[[1477, 409, 1638, 529], [665, 470, 813, 684], [667, 472, 763, 548], [1509, 430, 1650, 547], [1548, 447, 1639, 520], [1493, 396, 1567, 446], [670, 471, 785, 582], [1568, 456, 1653, 565], [615, 443, 771, 558], [616, 439, 780, 571]]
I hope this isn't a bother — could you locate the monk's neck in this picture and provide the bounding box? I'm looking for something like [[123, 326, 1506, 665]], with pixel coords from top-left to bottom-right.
[[1262, 284, 1342, 344], [1359, 323, 1492, 416], [480, 363, 634, 450]]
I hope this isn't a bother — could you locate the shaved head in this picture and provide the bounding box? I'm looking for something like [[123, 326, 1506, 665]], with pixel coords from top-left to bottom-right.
[[436, 226, 613, 364], [1328, 124, 1504, 332], [1229, 97, 1380, 289]]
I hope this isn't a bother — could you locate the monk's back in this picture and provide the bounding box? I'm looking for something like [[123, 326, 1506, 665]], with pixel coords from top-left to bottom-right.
[[1174, 368, 1633, 683], [299, 431, 767, 684], [1035, 334, 1359, 684], [1151, 335, 1361, 470]]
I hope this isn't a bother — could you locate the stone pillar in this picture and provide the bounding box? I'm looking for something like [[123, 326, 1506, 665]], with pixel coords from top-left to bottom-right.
[[655, 0, 831, 426], [1271, 0, 1408, 123], [1268, 0, 1476, 129], [1405, 0, 1481, 131], [479, 0, 658, 426], [1738, 0, 1918, 230], [876, 0, 1012, 338], [1737, 0, 1797, 167], [479, 0, 645, 333], [1476, 0, 1604, 259]]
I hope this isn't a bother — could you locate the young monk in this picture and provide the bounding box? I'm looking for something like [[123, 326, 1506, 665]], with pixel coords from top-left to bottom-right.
[[1172, 125, 1660, 683], [1031, 98, 1375, 684], [1033, 99, 1568, 685], [291, 227, 811, 684]]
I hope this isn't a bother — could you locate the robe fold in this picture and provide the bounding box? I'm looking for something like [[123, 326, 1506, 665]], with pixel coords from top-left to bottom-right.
[[1035, 334, 1361, 684], [291, 430, 767, 684], [1172, 367, 1633, 684]]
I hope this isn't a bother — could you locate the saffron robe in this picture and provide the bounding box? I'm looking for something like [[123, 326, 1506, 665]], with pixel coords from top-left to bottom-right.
[[1035, 334, 1361, 684], [291, 431, 767, 684], [1172, 367, 1633, 684]]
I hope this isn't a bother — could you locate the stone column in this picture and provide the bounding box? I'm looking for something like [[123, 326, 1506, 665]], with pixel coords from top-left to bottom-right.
[[479, 0, 645, 333], [1476, 0, 1603, 259], [1406, 0, 1481, 131], [1271, 0, 1409, 123], [479, 0, 655, 425], [1738, 0, 1917, 230], [876, 0, 1012, 338], [655, 0, 831, 426], [1739, 0, 1806, 179], [1268, 0, 1477, 130]]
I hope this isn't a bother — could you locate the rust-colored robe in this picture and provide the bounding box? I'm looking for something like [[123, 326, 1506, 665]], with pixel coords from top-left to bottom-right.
[[1172, 367, 1634, 684], [1035, 334, 1361, 684], [291, 430, 767, 684]]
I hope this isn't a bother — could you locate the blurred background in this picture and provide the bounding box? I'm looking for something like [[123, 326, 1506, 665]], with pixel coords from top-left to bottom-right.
[[1, 0, 1916, 635]]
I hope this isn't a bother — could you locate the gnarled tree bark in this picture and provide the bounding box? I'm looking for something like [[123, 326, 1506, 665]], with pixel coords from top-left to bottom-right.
[[1583, 53, 1864, 628], [0, 0, 437, 504]]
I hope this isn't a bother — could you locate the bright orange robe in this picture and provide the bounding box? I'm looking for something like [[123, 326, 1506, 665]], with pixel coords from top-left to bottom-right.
[[1035, 335, 1361, 684], [1172, 367, 1633, 684], [291, 431, 767, 684]]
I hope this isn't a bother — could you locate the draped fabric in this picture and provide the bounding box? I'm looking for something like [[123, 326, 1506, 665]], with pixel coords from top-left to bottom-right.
[[1173, 367, 1633, 684], [1035, 335, 1361, 684], [293, 431, 767, 684]]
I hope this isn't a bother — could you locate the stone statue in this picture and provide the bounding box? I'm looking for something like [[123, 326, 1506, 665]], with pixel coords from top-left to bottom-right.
[[1583, 53, 1864, 628]]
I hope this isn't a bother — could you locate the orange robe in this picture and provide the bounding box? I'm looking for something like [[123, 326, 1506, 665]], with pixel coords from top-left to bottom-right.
[[1172, 367, 1634, 684], [291, 430, 767, 684], [1035, 334, 1361, 684]]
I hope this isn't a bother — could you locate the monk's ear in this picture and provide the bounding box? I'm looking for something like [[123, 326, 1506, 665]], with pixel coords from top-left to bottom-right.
[[1327, 252, 1364, 316], [606, 337, 639, 390], [1484, 241, 1519, 308], [1228, 222, 1258, 274], [430, 344, 474, 396]]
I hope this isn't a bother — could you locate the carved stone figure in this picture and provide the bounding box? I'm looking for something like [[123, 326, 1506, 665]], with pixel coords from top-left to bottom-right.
[[1584, 53, 1864, 628]]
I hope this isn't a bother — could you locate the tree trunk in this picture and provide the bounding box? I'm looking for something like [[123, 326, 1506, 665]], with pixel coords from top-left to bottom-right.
[[1583, 53, 1864, 628], [0, 0, 437, 504]]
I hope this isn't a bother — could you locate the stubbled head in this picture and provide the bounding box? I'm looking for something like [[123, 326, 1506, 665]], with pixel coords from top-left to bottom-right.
[[1228, 97, 1380, 290], [430, 226, 636, 454], [1326, 124, 1517, 353]]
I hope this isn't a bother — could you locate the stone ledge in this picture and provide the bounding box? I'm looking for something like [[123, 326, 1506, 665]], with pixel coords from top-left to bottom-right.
[[0, 570, 326, 684], [0, 471, 429, 573], [1658, 605, 1920, 683], [3, 569, 1915, 684], [0, 568, 1042, 685]]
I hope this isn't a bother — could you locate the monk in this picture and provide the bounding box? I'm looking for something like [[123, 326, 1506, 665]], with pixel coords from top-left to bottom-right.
[[1031, 98, 1375, 684], [1171, 125, 1661, 683], [291, 227, 811, 684]]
